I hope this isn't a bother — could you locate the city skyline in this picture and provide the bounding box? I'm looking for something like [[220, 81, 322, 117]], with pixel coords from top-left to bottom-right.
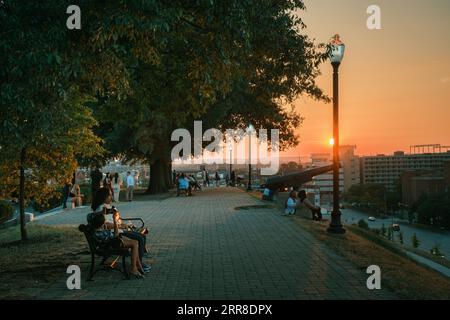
[[281, 0, 450, 159]]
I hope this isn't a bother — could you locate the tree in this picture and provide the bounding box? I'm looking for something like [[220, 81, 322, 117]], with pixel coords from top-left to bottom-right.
[[279, 162, 303, 175], [90, 1, 328, 193], [411, 191, 450, 230], [412, 233, 420, 249], [0, 1, 104, 240]]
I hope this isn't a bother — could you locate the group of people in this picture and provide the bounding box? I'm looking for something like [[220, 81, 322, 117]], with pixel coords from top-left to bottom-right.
[[62, 180, 83, 209], [173, 169, 237, 189], [175, 173, 202, 196], [87, 187, 151, 278], [284, 190, 323, 221], [63, 166, 141, 210], [90, 166, 138, 204]]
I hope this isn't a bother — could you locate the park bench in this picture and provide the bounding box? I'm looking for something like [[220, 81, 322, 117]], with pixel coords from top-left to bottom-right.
[[78, 217, 145, 280], [177, 187, 192, 196]]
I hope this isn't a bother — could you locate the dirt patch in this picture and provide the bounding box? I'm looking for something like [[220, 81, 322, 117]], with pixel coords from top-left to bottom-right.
[[0, 224, 88, 299]]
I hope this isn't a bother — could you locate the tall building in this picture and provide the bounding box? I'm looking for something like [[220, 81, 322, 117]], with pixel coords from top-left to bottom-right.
[[307, 153, 344, 203], [361, 145, 450, 191], [340, 145, 360, 192], [401, 161, 450, 205]]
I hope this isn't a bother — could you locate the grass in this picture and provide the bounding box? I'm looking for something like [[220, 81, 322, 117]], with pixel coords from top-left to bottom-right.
[[290, 208, 450, 300], [403, 246, 450, 269], [0, 224, 87, 299]]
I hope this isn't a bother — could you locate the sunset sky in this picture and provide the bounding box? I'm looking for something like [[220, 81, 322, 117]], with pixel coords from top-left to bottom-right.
[[282, 0, 450, 161]]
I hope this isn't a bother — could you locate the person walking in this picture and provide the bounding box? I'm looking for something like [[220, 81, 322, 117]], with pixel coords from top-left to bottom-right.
[[204, 170, 210, 187], [112, 173, 122, 202], [230, 170, 236, 187], [90, 165, 103, 202], [126, 171, 135, 202], [62, 180, 71, 209], [215, 171, 220, 187], [172, 170, 177, 186]]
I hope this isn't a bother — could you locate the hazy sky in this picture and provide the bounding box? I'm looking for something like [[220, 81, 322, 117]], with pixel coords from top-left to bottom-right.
[[282, 0, 450, 160]]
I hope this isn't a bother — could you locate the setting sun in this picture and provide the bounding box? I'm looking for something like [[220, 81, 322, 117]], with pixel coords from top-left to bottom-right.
[[329, 138, 335, 146]]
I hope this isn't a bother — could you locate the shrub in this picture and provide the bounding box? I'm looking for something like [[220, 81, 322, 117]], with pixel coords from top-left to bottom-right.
[[412, 233, 420, 248], [430, 244, 444, 257], [32, 194, 62, 213], [0, 200, 14, 224], [358, 219, 369, 230]]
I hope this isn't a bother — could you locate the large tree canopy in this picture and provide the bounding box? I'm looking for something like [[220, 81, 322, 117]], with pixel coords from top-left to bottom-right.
[[88, 0, 329, 193], [1, 0, 330, 227]]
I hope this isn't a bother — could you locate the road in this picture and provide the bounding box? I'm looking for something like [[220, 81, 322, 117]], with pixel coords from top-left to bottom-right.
[[328, 207, 450, 259]]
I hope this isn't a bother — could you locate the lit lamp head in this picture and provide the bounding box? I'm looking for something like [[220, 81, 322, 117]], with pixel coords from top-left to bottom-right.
[[329, 34, 345, 64]]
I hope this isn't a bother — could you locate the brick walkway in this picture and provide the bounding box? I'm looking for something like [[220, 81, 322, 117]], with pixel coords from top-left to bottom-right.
[[34, 188, 394, 299]]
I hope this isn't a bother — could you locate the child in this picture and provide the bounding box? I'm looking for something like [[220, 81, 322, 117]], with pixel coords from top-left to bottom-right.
[[284, 191, 297, 215]]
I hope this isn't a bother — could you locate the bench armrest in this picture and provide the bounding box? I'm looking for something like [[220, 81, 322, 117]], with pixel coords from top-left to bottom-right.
[[121, 218, 144, 229]]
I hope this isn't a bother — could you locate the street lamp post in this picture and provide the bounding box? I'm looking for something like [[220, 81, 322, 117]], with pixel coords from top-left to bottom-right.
[[327, 34, 346, 234], [247, 124, 254, 191], [229, 145, 233, 186]]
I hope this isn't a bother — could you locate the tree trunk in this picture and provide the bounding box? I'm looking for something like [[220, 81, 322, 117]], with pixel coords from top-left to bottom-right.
[[19, 148, 28, 241], [168, 162, 173, 188], [147, 158, 170, 194]]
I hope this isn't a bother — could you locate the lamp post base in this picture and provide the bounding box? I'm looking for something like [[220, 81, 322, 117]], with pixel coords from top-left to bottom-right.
[[327, 209, 346, 234]]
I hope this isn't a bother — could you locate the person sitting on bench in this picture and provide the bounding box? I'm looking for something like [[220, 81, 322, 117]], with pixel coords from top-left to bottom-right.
[[90, 208, 145, 278], [188, 174, 202, 191], [89, 188, 151, 273], [298, 190, 322, 221], [177, 173, 192, 196]]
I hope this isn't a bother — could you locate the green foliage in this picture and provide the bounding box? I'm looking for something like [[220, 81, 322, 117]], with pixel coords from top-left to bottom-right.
[[357, 219, 369, 230], [343, 183, 389, 214], [430, 244, 444, 257], [84, 1, 329, 193], [32, 195, 62, 213], [0, 201, 14, 224], [412, 233, 420, 249], [398, 231, 404, 245], [411, 191, 450, 230]]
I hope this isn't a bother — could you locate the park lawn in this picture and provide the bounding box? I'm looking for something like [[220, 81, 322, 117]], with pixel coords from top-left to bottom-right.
[[291, 210, 450, 300], [0, 224, 86, 299]]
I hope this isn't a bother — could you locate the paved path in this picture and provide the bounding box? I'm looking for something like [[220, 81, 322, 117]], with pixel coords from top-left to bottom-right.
[[34, 188, 394, 299]]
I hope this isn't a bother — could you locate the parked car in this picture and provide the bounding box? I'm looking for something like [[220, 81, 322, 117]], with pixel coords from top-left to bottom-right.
[[368, 216, 376, 222]]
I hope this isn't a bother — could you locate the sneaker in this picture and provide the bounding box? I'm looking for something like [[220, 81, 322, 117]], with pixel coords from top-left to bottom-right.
[[142, 264, 152, 272]]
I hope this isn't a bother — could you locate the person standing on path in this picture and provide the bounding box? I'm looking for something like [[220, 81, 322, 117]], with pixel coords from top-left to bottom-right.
[[204, 170, 210, 187], [126, 171, 135, 202], [112, 173, 122, 202], [230, 170, 236, 187], [90, 166, 103, 202], [62, 180, 71, 209], [215, 171, 220, 187]]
